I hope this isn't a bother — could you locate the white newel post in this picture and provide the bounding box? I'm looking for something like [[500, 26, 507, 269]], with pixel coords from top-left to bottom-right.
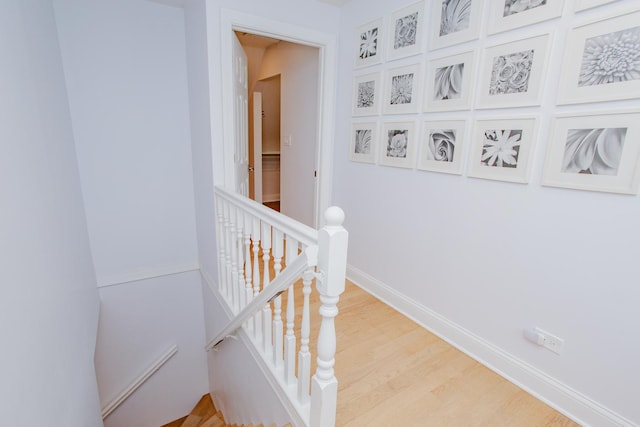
[[310, 207, 348, 427]]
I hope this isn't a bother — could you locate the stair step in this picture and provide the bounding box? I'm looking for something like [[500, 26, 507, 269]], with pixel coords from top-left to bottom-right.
[[160, 415, 188, 427], [199, 415, 225, 427], [181, 414, 203, 427]]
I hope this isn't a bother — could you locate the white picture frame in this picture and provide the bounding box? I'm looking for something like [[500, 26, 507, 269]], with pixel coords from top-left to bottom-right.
[[380, 120, 418, 169], [387, 1, 426, 61], [488, 0, 564, 35], [542, 111, 640, 194], [352, 72, 382, 117], [557, 10, 640, 105], [574, 0, 618, 12], [476, 34, 550, 109], [355, 18, 384, 68], [417, 120, 467, 175], [424, 51, 476, 112], [349, 121, 378, 164], [467, 117, 538, 183], [428, 0, 483, 51], [383, 63, 422, 114]]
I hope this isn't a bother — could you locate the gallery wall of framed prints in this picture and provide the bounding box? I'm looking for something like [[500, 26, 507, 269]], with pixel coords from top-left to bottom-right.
[[348, 0, 640, 195]]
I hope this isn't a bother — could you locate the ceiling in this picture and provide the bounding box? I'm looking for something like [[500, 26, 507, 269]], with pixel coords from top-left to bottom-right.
[[235, 32, 281, 49]]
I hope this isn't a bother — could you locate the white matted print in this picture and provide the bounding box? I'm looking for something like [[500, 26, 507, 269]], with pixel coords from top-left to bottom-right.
[[418, 120, 467, 175], [542, 111, 640, 194], [352, 72, 382, 116], [350, 122, 378, 164], [380, 121, 418, 168], [384, 63, 422, 114], [425, 51, 475, 112], [488, 0, 564, 35], [557, 11, 640, 105], [477, 34, 550, 109], [387, 1, 426, 61], [428, 0, 483, 50], [355, 18, 384, 68], [574, 0, 618, 12], [467, 118, 538, 183]]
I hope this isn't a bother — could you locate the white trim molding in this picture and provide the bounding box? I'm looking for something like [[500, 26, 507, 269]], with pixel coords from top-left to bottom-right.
[[97, 263, 200, 288], [101, 344, 178, 419], [346, 265, 636, 427]]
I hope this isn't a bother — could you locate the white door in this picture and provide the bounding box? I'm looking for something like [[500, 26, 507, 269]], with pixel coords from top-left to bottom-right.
[[252, 91, 263, 203], [232, 32, 249, 196]]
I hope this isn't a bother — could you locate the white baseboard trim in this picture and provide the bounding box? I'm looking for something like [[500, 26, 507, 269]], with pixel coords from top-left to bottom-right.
[[346, 265, 636, 427], [200, 277, 306, 427], [97, 263, 200, 288], [262, 194, 280, 203], [101, 344, 178, 419]]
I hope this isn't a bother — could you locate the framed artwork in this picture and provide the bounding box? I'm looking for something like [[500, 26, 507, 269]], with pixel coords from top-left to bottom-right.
[[380, 121, 418, 168], [355, 18, 384, 68], [349, 121, 378, 164], [383, 63, 422, 114], [557, 10, 640, 105], [476, 34, 550, 109], [424, 51, 476, 112], [352, 72, 382, 116], [575, 0, 618, 12], [428, 0, 483, 51], [542, 111, 640, 194], [417, 120, 467, 175], [488, 0, 564, 35], [467, 117, 538, 183], [387, 1, 426, 61]]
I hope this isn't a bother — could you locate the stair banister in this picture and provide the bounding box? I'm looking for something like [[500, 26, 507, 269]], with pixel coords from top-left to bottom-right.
[[205, 244, 319, 352]]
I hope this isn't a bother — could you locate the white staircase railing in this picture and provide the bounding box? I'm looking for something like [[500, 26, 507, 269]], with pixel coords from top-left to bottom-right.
[[209, 186, 348, 427]]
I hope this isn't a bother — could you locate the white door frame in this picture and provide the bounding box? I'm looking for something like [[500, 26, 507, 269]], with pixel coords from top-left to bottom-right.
[[217, 8, 337, 228]]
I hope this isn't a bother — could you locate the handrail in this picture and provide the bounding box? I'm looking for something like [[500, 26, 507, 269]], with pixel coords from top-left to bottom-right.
[[215, 185, 318, 247], [205, 245, 318, 352]]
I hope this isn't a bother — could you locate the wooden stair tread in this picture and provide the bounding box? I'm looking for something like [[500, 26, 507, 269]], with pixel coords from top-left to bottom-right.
[[180, 414, 202, 427], [160, 415, 188, 427]]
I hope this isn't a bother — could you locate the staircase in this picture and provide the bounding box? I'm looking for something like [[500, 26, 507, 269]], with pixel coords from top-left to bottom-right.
[[161, 394, 293, 427]]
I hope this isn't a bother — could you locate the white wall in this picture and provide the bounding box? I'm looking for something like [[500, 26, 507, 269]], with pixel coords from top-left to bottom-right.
[[0, 1, 102, 425], [332, 1, 640, 425], [53, 0, 207, 424], [258, 41, 320, 227]]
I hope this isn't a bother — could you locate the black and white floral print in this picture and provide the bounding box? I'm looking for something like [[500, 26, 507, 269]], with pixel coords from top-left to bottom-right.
[[394, 12, 418, 49], [354, 129, 373, 154], [489, 50, 534, 95], [390, 73, 414, 105], [481, 129, 522, 167], [428, 130, 456, 162], [578, 27, 640, 87], [359, 27, 379, 60], [503, 0, 547, 17], [357, 80, 375, 108], [434, 63, 464, 100], [562, 128, 627, 175], [387, 130, 409, 158], [440, 0, 472, 36]]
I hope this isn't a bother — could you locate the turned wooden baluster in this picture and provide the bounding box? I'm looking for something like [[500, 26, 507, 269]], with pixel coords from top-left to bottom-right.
[[261, 222, 272, 354], [223, 200, 233, 301], [272, 229, 284, 367], [215, 196, 226, 295], [284, 235, 298, 385], [310, 207, 348, 427], [243, 211, 253, 323], [235, 205, 246, 310], [297, 266, 314, 404], [228, 204, 239, 312], [252, 216, 262, 343]]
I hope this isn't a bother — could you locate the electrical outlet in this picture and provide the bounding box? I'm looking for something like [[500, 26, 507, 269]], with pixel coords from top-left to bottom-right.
[[536, 327, 564, 355]]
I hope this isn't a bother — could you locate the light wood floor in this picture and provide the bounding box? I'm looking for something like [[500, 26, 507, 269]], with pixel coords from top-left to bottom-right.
[[298, 281, 579, 427]]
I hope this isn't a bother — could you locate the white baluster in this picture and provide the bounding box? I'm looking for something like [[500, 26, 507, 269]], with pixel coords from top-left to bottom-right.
[[297, 267, 314, 403], [243, 211, 254, 331], [215, 196, 226, 294], [261, 222, 272, 354], [235, 206, 246, 309], [284, 236, 298, 385], [228, 204, 239, 312], [252, 216, 262, 343], [223, 200, 233, 302], [310, 207, 348, 427], [272, 229, 284, 367]]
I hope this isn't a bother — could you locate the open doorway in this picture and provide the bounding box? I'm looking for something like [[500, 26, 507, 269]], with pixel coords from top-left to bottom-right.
[[236, 31, 320, 228]]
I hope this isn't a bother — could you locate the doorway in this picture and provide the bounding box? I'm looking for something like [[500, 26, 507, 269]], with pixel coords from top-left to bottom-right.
[[218, 9, 337, 228]]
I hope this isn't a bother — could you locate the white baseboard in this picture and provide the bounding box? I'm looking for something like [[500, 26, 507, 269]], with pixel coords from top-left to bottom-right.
[[262, 194, 280, 203], [346, 265, 636, 427]]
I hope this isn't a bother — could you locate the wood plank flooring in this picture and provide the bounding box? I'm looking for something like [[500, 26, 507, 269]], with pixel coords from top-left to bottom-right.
[[304, 281, 579, 427]]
